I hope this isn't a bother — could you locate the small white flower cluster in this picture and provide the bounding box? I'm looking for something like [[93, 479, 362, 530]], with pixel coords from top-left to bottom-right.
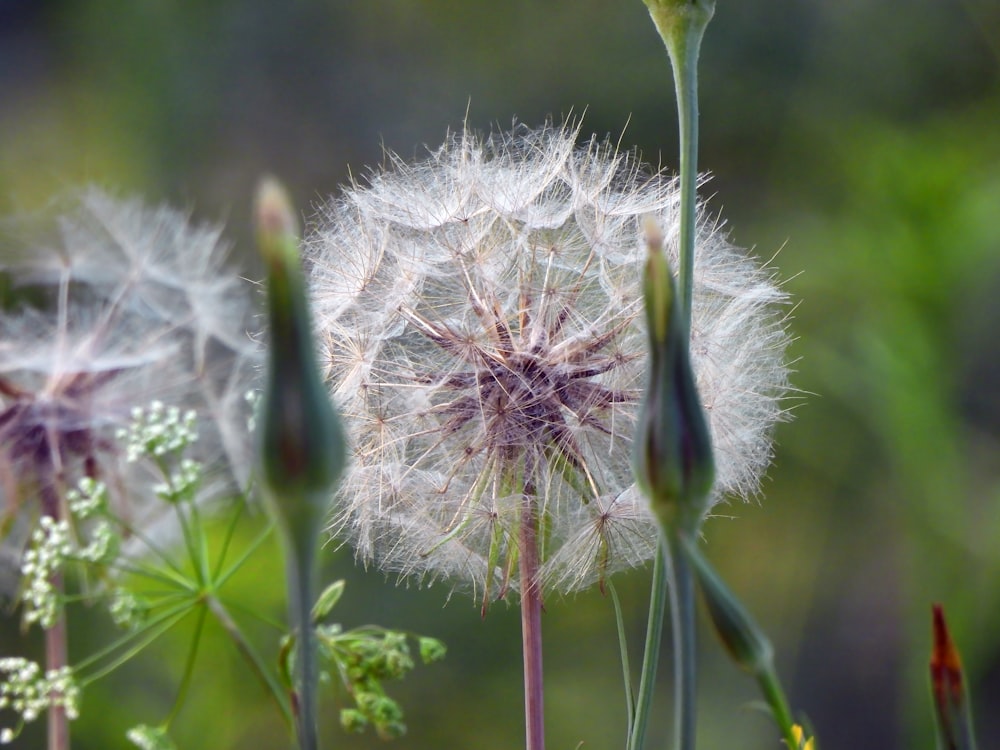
[[108, 588, 146, 630], [153, 459, 203, 504], [19, 475, 123, 627], [126, 723, 175, 750], [1, 189, 261, 580], [76, 521, 118, 564], [19, 516, 74, 628], [118, 401, 199, 463], [0, 658, 80, 743], [66, 477, 108, 519]]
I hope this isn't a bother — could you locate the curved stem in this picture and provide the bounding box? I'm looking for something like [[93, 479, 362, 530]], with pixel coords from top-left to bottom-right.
[[607, 580, 635, 749], [629, 536, 668, 750]]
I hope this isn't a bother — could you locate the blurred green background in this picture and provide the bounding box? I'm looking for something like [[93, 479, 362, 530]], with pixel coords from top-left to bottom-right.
[[2, 1, 999, 748]]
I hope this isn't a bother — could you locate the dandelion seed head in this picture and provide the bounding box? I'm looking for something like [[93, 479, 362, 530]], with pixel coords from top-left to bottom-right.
[[1, 189, 260, 589], [310, 122, 790, 598]]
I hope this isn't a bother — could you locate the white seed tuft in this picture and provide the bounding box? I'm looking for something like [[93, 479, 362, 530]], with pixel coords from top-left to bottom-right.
[[309, 122, 790, 598]]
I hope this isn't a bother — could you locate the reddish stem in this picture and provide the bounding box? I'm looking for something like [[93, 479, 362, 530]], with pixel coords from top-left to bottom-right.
[[519, 494, 545, 750], [41, 482, 70, 750], [46, 573, 71, 750]]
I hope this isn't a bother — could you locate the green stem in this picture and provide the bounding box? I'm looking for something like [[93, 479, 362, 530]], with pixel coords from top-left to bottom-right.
[[75, 603, 191, 681], [286, 535, 319, 750], [644, 0, 715, 331], [666, 528, 697, 750], [679, 536, 799, 749], [206, 596, 294, 730], [164, 604, 208, 726], [607, 581, 635, 750], [757, 669, 797, 748], [629, 536, 668, 750], [639, 5, 715, 748]]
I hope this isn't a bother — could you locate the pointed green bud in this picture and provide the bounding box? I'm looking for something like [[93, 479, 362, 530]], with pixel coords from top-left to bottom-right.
[[311, 580, 346, 622], [256, 177, 346, 540], [255, 177, 346, 750], [682, 534, 800, 744], [683, 534, 773, 674], [631, 217, 714, 532]]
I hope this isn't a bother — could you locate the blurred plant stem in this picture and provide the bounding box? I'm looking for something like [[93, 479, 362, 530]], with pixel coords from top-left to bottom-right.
[[629, 540, 667, 750], [46, 572, 70, 750], [665, 529, 697, 750], [256, 177, 347, 750]]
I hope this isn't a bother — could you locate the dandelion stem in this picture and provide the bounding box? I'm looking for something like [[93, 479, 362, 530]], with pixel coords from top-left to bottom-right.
[[519, 490, 545, 750], [46, 571, 71, 750], [205, 595, 294, 730], [40, 479, 71, 750]]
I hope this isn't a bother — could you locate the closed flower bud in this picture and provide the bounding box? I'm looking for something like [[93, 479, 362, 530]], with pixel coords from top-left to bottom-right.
[[256, 177, 347, 538], [683, 534, 773, 674], [632, 217, 714, 532]]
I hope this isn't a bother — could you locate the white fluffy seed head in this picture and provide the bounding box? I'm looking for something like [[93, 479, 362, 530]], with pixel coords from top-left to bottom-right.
[[0, 189, 260, 579], [308, 122, 790, 599]]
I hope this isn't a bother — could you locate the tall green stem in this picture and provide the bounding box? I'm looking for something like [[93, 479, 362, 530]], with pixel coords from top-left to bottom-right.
[[640, 3, 715, 749], [629, 537, 668, 750], [287, 537, 319, 750], [665, 529, 697, 750], [643, 0, 715, 328]]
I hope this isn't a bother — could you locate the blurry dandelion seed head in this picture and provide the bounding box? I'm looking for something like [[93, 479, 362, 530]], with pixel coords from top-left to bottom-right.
[[0, 189, 260, 578], [308, 122, 790, 599]]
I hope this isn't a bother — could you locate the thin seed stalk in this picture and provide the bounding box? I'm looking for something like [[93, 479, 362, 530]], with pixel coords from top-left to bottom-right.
[[46, 572, 70, 750], [519, 489, 545, 750], [629, 537, 669, 750], [40, 482, 70, 750]]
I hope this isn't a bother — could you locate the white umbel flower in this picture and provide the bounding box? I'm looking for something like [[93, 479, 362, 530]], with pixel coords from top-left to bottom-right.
[[309, 123, 789, 600]]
